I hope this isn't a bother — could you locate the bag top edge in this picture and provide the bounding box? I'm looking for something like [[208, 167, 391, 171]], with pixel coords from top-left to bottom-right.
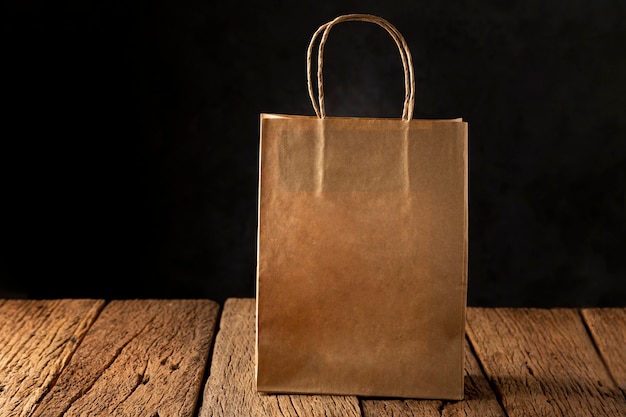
[[260, 113, 465, 123]]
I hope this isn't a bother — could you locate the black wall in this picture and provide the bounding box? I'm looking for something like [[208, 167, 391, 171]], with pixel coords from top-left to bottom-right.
[[2, 1, 625, 306]]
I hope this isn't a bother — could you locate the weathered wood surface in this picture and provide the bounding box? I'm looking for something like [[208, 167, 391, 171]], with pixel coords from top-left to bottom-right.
[[361, 338, 506, 417], [198, 298, 361, 417], [581, 308, 626, 396], [466, 308, 626, 417], [581, 308, 626, 395], [2, 299, 626, 417], [32, 299, 220, 417], [0, 299, 105, 417]]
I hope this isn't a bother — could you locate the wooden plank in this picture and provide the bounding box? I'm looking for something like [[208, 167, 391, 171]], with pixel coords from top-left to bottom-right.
[[0, 299, 105, 417], [361, 338, 506, 417], [581, 308, 626, 395], [362, 399, 441, 417], [32, 299, 220, 417], [198, 298, 361, 417], [466, 308, 626, 417]]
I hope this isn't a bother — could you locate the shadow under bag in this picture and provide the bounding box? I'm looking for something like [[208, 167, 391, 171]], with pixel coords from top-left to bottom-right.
[[256, 13, 469, 400]]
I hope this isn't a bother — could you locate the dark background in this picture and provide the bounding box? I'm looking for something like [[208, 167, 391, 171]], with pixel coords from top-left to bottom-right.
[[2, 1, 625, 307]]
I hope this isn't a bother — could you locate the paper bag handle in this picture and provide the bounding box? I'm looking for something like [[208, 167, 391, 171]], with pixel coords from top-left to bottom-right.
[[307, 14, 415, 121]]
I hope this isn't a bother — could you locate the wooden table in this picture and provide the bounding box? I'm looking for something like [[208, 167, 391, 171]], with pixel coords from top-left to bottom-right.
[[1, 298, 625, 417]]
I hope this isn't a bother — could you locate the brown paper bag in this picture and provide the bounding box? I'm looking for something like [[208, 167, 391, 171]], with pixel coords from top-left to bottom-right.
[[256, 14, 468, 400]]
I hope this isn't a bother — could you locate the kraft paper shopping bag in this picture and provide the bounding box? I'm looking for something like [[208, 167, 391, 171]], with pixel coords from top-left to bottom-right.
[[256, 14, 468, 400]]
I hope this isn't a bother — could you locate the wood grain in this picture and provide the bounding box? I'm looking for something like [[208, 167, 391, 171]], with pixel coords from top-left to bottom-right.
[[32, 299, 219, 417], [466, 308, 626, 417], [0, 299, 105, 417], [361, 337, 506, 417], [198, 298, 361, 417], [362, 398, 441, 417], [443, 337, 507, 417], [581, 308, 626, 395]]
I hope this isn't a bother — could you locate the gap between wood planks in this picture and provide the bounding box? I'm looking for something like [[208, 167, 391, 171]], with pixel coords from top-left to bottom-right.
[[464, 332, 511, 417], [579, 309, 619, 395], [192, 300, 225, 417], [579, 307, 626, 398]]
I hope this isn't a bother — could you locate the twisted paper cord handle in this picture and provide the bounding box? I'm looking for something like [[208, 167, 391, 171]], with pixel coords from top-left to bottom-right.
[[306, 14, 415, 121]]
